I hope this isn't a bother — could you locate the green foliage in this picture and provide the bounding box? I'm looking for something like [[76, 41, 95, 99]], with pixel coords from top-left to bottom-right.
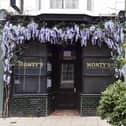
[[97, 80, 126, 126], [114, 54, 126, 69]]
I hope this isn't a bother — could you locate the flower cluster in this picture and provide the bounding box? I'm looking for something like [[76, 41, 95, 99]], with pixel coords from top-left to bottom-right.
[[1, 20, 124, 85]]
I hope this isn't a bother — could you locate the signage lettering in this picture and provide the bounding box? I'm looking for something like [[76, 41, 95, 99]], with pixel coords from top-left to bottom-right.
[[86, 62, 114, 69], [16, 61, 43, 68]]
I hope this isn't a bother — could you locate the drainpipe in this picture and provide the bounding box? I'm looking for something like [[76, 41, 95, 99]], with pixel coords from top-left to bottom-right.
[[125, 0, 126, 18], [20, 0, 24, 14], [10, 0, 23, 14], [0, 9, 7, 117]]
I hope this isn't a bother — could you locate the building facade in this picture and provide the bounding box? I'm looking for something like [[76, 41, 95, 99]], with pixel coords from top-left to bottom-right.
[[0, 0, 124, 117], [0, 0, 122, 15]]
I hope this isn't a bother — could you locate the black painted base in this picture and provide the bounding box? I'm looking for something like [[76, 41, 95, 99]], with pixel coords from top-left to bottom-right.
[[9, 94, 100, 117], [9, 94, 54, 117], [80, 94, 100, 116]]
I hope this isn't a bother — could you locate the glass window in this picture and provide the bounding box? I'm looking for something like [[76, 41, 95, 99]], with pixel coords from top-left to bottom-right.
[[50, 0, 79, 9], [13, 57, 47, 94], [87, 0, 92, 11], [50, 0, 63, 9], [60, 63, 74, 88], [65, 0, 78, 9]]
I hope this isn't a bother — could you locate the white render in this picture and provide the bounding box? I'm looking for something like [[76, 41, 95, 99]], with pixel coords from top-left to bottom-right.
[[0, 0, 124, 16]]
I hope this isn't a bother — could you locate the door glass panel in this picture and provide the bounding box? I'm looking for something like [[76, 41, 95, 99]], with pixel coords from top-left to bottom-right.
[[60, 63, 74, 88]]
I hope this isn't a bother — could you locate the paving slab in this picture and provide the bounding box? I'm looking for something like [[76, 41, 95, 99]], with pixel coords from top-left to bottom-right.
[[0, 110, 110, 126], [0, 116, 110, 126]]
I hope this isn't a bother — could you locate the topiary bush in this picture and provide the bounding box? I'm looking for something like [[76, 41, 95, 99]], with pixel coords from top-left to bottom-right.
[[97, 80, 126, 126]]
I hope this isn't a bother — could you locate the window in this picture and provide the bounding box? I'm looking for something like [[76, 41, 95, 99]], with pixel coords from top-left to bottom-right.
[[62, 64, 74, 81], [38, 0, 41, 10], [13, 57, 47, 94], [50, 0, 79, 9], [60, 63, 74, 88], [87, 0, 93, 11]]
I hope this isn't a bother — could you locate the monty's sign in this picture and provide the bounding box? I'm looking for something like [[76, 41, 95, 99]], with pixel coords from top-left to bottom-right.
[[86, 62, 114, 69], [83, 59, 114, 76], [16, 61, 43, 68]]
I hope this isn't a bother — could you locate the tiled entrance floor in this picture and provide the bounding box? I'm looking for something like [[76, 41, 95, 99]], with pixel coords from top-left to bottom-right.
[[0, 110, 111, 126], [52, 110, 80, 116]]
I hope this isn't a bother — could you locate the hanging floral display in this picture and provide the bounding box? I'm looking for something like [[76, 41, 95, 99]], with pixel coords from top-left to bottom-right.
[[1, 20, 124, 85]]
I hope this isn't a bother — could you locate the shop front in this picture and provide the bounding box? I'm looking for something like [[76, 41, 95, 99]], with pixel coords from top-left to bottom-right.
[[8, 41, 114, 116], [2, 14, 122, 117]]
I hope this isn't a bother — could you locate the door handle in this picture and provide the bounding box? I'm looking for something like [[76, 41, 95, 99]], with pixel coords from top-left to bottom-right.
[[74, 88, 76, 93]]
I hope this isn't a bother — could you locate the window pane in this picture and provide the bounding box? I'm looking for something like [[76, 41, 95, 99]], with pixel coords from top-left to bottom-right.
[[24, 76, 39, 93], [61, 64, 74, 81], [14, 76, 47, 94], [50, 0, 63, 8], [14, 76, 39, 93], [14, 57, 47, 94], [65, 0, 78, 9], [24, 58, 46, 75], [87, 0, 92, 11], [14, 65, 24, 75], [50, 0, 78, 9], [15, 57, 47, 76], [14, 76, 24, 93], [60, 63, 74, 88]]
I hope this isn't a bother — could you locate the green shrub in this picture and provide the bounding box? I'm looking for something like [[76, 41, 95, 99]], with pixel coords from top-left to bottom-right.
[[97, 80, 126, 126]]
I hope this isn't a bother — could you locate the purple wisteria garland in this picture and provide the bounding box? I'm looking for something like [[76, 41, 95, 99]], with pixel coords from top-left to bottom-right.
[[1, 20, 124, 85]]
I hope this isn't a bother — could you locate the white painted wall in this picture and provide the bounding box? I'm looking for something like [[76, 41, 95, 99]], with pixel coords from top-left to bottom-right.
[[115, 0, 124, 11], [23, 0, 38, 14], [22, 0, 93, 15], [0, 0, 124, 16], [0, 0, 13, 12], [94, 0, 116, 15]]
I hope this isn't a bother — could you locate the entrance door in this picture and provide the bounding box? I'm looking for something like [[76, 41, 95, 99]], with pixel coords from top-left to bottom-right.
[[56, 63, 76, 109]]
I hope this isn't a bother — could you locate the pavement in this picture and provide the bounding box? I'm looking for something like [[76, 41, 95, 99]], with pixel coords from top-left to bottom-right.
[[0, 110, 111, 126], [0, 116, 110, 126]]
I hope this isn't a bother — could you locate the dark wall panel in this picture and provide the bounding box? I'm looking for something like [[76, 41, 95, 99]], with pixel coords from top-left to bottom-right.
[[82, 44, 111, 57], [82, 76, 114, 94], [23, 42, 49, 57]]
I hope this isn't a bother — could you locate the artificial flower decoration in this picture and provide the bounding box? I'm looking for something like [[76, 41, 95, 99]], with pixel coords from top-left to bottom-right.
[[1, 20, 124, 85]]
